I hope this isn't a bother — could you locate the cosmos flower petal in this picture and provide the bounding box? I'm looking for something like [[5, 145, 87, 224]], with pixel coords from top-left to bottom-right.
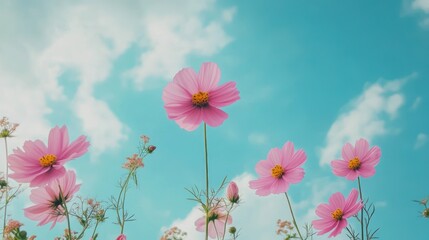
[[181, 108, 204, 130], [209, 82, 240, 108], [270, 178, 289, 194], [267, 148, 282, 165], [329, 219, 348, 237], [329, 192, 345, 209], [47, 126, 69, 157], [331, 160, 349, 177], [283, 168, 304, 183], [354, 138, 369, 160], [173, 67, 199, 94], [202, 106, 228, 127], [341, 143, 355, 161], [198, 62, 221, 92], [255, 159, 272, 176]]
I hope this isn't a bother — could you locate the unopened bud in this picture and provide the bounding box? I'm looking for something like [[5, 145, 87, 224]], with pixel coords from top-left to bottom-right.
[[229, 226, 236, 234], [148, 145, 156, 153], [423, 208, 429, 218]]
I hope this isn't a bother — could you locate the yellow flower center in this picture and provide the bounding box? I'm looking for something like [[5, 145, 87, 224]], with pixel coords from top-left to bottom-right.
[[192, 92, 209, 107], [39, 154, 57, 167], [348, 157, 361, 170], [271, 164, 284, 179], [331, 208, 343, 220]]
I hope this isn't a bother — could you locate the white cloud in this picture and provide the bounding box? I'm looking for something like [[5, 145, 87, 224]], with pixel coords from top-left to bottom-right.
[[0, 0, 234, 160], [412, 97, 422, 110], [248, 132, 269, 145], [162, 173, 349, 240], [414, 133, 428, 149], [319, 75, 413, 165], [412, 0, 429, 13]]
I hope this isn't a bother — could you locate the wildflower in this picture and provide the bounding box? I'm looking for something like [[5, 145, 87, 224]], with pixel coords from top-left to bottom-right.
[[227, 181, 239, 203], [24, 170, 81, 229], [123, 154, 144, 170], [140, 135, 150, 144], [162, 62, 240, 131], [4, 220, 23, 234], [331, 138, 381, 180], [249, 141, 306, 196], [8, 126, 89, 186], [312, 189, 363, 237], [195, 207, 233, 239], [0, 117, 19, 138], [116, 234, 127, 240]]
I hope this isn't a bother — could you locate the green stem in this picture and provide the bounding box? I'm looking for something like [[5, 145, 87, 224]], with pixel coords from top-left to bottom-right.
[[203, 123, 209, 240], [357, 177, 364, 240], [121, 173, 131, 234], [90, 220, 100, 240], [59, 185, 72, 240], [284, 193, 303, 240], [3, 138, 9, 238], [221, 203, 234, 240], [116, 171, 132, 234]]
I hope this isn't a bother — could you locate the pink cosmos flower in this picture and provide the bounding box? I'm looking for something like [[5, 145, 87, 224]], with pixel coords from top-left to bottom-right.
[[249, 142, 306, 196], [116, 234, 126, 240], [195, 206, 233, 239], [331, 138, 381, 181], [227, 181, 239, 203], [312, 189, 363, 237], [162, 62, 240, 131], [24, 170, 81, 229], [8, 125, 89, 187]]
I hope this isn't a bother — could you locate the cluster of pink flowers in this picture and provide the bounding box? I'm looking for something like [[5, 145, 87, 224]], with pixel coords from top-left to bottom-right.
[[123, 154, 144, 170], [8, 126, 89, 228], [0, 117, 19, 138]]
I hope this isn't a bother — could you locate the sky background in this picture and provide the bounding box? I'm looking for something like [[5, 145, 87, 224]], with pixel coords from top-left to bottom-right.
[[1, 0, 429, 239]]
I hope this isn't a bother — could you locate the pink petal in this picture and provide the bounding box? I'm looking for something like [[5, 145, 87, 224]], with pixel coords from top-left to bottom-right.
[[47, 126, 69, 156], [209, 82, 240, 108], [331, 160, 350, 177], [179, 108, 203, 131], [270, 178, 289, 194], [267, 148, 282, 165], [281, 142, 294, 166], [255, 159, 273, 177], [313, 218, 337, 232], [328, 219, 347, 237], [315, 204, 334, 218], [174, 117, 200, 131], [345, 170, 359, 181], [354, 138, 369, 160], [197, 62, 220, 92], [162, 81, 192, 105], [173, 67, 199, 94], [285, 149, 306, 170], [329, 192, 345, 209], [283, 168, 304, 184], [201, 106, 228, 127], [58, 135, 90, 163], [357, 164, 376, 178], [362, 146, 381, 165], [30, 167, 66, 187], [342, 143, 355, 161]]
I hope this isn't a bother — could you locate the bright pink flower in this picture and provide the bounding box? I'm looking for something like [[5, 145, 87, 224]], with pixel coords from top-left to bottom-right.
[[24, 170, 81, 229], [312, 189, 363, 237], [331, 138, 381, 181], [162, 62, 240, 131], [8, 126, 89, 187], [227, 181, 239, 203], [195, 207, 233, 239], [249, 142, 306, 196], [116, 234, 126, 240]]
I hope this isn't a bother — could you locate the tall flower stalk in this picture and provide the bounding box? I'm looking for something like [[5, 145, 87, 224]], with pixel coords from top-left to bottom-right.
[[112, 136, 155, 235], [357, 177, 364, 240], [203, 123, 210, 240], [285, 193, 303, 240], [0, 117, 19, 235]]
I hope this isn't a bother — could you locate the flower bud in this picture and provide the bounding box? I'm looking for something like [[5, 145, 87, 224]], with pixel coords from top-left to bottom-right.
[[148, 145, 156, 153], [227, 181, 239, 203], [116, 234, 127, 240], [229, 226, 236, 234], [423, 208, 429, 218]]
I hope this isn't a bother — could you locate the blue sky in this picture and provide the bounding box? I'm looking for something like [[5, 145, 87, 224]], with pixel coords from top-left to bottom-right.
[[1, 0, 429, 239]]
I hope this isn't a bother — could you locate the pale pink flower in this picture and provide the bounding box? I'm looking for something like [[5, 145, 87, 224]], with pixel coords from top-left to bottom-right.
[[331, 138, 381, 180], [4, 220, 23, 234], [312, 189, 363, 237], [227, 181, 239, 203], [140, 135, 150, 144], [8, 126, 89, 187], [24, 170, 81, 229], [195, 207, 233, 239], [116, 234, 127, 240], [123, 154, 144, 170], [162, 62, 240, 131], [249, 142, 306, 196]]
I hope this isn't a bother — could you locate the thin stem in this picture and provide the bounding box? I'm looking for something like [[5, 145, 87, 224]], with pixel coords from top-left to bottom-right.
[[90, 220, 100, 239], [3, 138, 9, 237], [116, 171, 132, 234], [203, 123, 209, 240], [357, 177, 364, 240], [284, 193, 303, 240], [121, 173, 131, 234], [59, 185, 72, 240], [221, 203, 234, 240]]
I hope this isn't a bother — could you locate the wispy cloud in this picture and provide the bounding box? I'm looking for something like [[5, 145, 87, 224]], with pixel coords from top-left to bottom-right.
[[0, 0, 234, 159], [414, 133, 428, 149], [162, 173, 346, 239], [318, 75, 414, 165], [412, 97, 422, 110], [410, 0, 429, 28]]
